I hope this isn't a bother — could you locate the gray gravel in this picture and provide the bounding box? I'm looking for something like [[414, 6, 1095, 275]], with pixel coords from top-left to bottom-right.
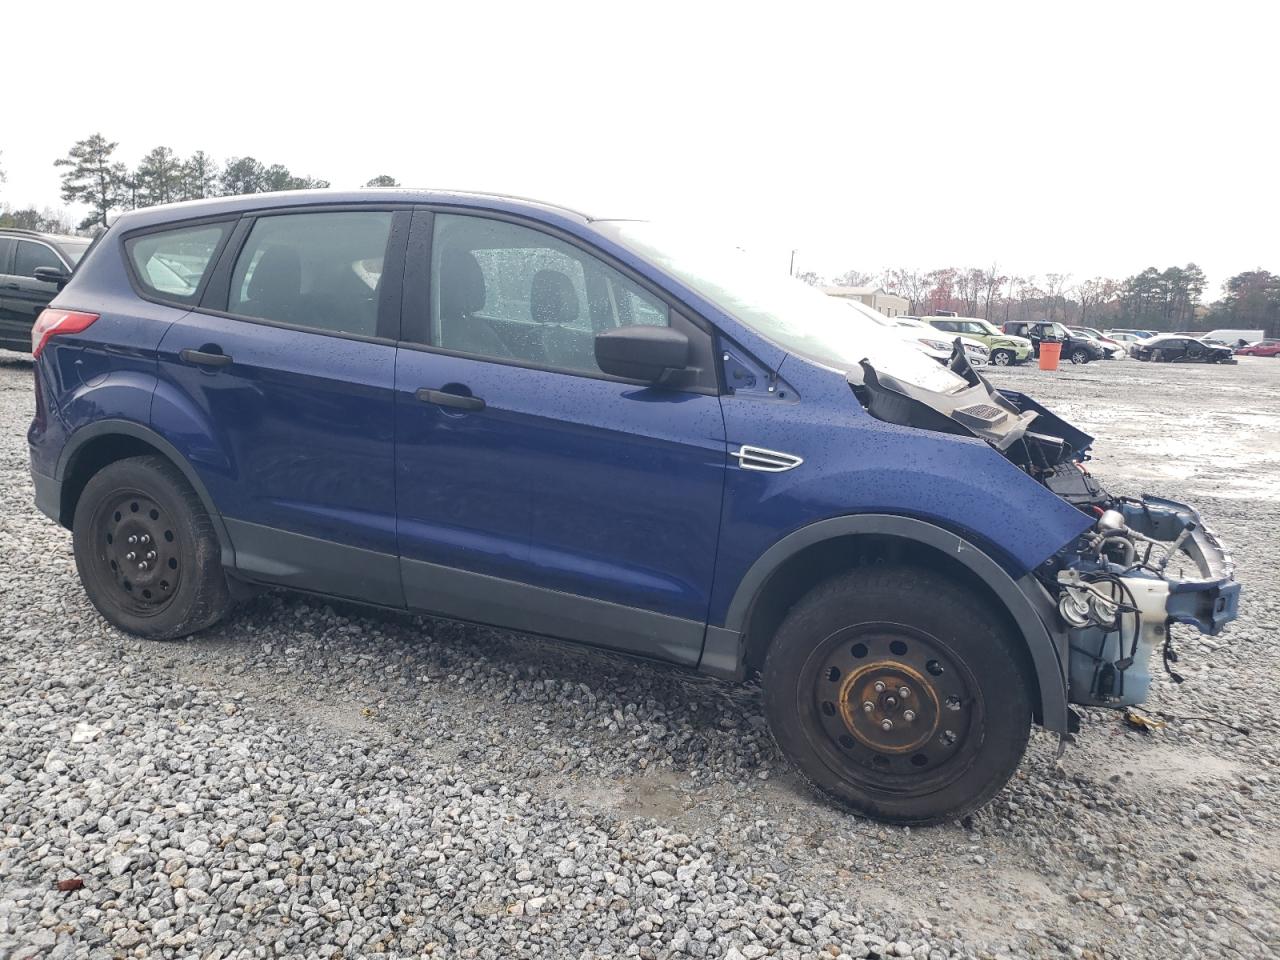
[[1, 350, 1277, 959]]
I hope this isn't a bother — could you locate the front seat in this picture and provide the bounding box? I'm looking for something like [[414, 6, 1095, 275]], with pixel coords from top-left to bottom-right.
[[530, 269, 590, 369], [438, 248, 511, 358], [241, 246, 302, 323]]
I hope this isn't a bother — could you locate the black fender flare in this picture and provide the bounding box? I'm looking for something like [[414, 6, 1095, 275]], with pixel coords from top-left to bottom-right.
[[54, 418, 236, 568], [716, 514, 1069, 733]]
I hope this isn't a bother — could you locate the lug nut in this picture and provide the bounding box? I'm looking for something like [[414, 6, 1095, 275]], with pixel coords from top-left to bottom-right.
[[903, 709, 916, 721], [146, 551, 157, 561], [880, 719, 893, 731], [862, 701, 874, 713], [125, 552, 136, 561], [138, 561, 149, 571], [898, 686, 911, 698], [873, 681, 885, 693], [128, 535, 138, 544], [140, 534, 151, 544]]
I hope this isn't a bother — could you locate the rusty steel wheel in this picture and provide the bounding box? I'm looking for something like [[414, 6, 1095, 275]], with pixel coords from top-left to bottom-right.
[[802, 625, 982, 797], [763, 565, 1033, 824]]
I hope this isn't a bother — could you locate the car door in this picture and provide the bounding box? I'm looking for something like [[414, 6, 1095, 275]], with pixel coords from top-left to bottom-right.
[[394, 209, 726, 665], [150, 207, 410, 606], [0, 237, 20, 347], [1, 239, 63, 348]]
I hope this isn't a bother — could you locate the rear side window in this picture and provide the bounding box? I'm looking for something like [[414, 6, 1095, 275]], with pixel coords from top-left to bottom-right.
[[228, 211, 393, 337], [0, 237, 15, 273], [127, 223, 230, 301]]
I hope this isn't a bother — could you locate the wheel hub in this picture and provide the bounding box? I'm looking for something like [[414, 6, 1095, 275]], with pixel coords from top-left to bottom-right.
[[837, 661, 939, 754], [101, 494, 180, 610], [809, 627, 979, 783]]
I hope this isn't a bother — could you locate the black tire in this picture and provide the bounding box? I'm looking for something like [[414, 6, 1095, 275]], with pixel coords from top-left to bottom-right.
[[72, 455, 232, 639], [1150, 349, 1164, 362], [1070, 348, 1090, 365], [762, 565, 1033, 825], [990, 349, 1014, 366]]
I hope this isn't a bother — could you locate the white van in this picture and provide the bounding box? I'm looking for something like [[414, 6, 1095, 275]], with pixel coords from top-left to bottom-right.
[[1205, 328, 1264, 346]]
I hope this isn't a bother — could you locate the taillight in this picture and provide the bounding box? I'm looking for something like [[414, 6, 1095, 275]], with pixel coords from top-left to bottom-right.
[[31, 309, 99, 358]]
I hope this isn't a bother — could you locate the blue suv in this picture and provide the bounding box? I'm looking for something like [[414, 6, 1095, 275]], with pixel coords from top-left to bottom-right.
[[27, 190, 1240, 823]]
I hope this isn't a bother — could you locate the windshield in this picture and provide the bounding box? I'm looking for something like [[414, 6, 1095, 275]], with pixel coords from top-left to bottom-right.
[[598, 221, 967, 393], [55, 239, 91, 265]]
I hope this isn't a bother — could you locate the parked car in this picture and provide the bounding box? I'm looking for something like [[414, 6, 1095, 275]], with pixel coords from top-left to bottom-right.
[[27, 190, 1240, 824], [921, 315, 1033, 366], [1067, 326, 1125, 359], [0, 229, 92, 353], [1130, 335, 1237, 363], [888, 314, 989, 366], [839, 301, 988, 367], [1002, 320, 1107, 363], [1106, 328, 1157, 340], [1235, 339, 1280, 357], [1103, 331, 1146, 346]]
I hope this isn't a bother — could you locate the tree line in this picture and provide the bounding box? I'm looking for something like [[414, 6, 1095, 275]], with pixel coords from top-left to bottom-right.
[[807, 262, 1278, 338], [0, 134, 400, 233]]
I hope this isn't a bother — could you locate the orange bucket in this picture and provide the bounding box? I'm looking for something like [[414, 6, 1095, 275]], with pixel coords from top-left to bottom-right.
[[1038, 340, 1062, 371]]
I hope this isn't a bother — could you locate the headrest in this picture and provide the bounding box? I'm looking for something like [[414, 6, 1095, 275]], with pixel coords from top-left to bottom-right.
[[530, 270, 579, 325], [440, 248, 486, 317], [246, 246, 301, 304]]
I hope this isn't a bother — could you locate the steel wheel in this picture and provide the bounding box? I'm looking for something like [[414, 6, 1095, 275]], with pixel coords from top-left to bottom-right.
[[801, 624, 982, 797], [87, 490, 183, 616], [72, 455, 232, 639]]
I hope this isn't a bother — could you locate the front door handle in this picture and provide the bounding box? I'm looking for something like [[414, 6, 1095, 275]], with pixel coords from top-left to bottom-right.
[[1, 282, 19, 290], [179, 348, 233, 368], [416, 387, 485, 411]]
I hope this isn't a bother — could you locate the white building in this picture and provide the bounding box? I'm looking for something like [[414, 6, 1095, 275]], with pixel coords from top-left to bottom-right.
[[821, 285, 910, 318]]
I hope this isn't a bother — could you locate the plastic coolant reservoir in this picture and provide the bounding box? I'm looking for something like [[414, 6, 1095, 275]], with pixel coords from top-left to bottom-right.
[[1066, 577, 1171, 707]]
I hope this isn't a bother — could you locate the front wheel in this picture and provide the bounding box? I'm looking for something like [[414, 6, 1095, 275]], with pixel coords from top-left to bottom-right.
[[72, 455, 233, 639], [1070, 348, 1090, 364], [990, 349, 1014, 366], [762, 566, 1033, 824], [1150, 349, 1164, 362]]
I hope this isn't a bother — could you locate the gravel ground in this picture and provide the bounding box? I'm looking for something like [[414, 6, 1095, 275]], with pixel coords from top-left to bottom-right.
[[1, 351, 1277, 960]]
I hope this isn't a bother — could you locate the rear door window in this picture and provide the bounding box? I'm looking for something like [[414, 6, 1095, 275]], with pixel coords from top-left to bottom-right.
[[228, 211, 393, 337], [0, 237, 15, 274], [127, 223, 231, 302], [14, 241, 63, 278]]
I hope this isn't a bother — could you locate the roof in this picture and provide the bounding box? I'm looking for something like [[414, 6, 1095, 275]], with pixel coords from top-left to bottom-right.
[[821, 285, 898, 297], [107, 188, 598, 232], [0, 227, 88, 244]]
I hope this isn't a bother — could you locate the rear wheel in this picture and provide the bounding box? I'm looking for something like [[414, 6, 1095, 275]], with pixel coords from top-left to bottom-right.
[[990, 349, 1014, 366], [72, 455, 232, 639], [763, 566, 1033, 824]]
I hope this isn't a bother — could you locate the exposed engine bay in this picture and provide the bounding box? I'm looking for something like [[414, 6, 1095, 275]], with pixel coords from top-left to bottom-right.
[[851, 343, 1241, 709]]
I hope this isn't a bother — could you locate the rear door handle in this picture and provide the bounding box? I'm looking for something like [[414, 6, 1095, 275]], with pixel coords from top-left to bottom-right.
[[179, 348, 233, 368], [416, 387, 485, 411]]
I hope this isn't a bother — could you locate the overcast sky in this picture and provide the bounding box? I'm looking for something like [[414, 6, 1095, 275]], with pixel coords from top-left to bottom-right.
[[3, 1, 1273, 295]]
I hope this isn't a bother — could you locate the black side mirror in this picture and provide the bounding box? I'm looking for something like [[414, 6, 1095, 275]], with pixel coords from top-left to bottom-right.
[[34, 266, 71, 289], [594, 326, 690, 383]]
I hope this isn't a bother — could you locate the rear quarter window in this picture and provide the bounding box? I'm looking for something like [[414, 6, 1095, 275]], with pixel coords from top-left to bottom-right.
[[126, 223, 231, 302]]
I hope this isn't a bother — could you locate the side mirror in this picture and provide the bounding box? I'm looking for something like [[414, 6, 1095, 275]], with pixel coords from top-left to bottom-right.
[[595, 326, 690, 383], [34, 266, 71, 288]]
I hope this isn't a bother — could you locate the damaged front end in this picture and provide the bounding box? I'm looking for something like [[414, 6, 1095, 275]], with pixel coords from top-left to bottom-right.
[[852, 343, 1241, 711]]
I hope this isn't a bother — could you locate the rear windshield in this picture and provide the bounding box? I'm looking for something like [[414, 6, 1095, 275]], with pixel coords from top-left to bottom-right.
[[126, 223, 230, 301]]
